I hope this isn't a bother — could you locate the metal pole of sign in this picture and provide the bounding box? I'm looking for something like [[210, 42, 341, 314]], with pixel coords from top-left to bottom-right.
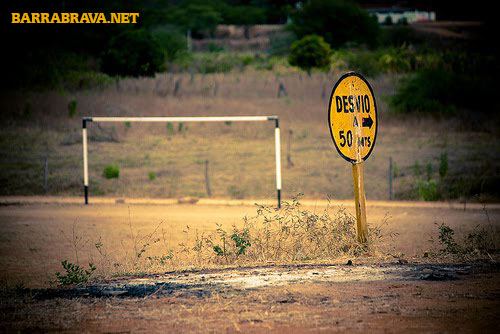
[[352, 162, 368, 243], [82, 119, 89, 205], [274, 119, 282, 208]]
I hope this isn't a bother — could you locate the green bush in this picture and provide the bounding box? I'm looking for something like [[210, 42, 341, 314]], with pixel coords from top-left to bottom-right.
[[342, 49, 382, 77], [102, 29, 165, 77], [103, 164, 120, 179], [390, 69, 459, 114], [169, 4, 221, 38], [380, 26, 419, 47], [378, 47, 415, 73], [288, 35, 331, 73], [55, 260, 96, 286], [148, 171, 156, 181], [418, 179, 439, 201], [390, 59, 498, 115], [151, 25, 188, 62], [289, 0, 380, 48]]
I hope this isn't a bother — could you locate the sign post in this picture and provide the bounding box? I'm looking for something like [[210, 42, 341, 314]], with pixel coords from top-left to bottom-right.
[[328, 72, 378, 243]]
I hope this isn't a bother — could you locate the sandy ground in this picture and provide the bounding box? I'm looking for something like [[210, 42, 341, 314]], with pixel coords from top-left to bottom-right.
[[1, 263, 499, 333], [1, 197, 499, 333], [0, 197, 498, 286]]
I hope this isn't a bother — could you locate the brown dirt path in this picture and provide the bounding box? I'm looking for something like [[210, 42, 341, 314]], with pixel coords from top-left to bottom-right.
[[1, 265, 499, 333], [1, 198, 499, 287]]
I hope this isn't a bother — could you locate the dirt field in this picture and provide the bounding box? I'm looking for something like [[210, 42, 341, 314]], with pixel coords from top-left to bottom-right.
[[1, 198, 498, 287], [0, 198, 499, 333], [2, 72, 499, 202]]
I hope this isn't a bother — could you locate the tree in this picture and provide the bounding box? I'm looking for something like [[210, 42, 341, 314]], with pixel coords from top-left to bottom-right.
[[151, 25, 188, 62], [289, 0, 380, 48], [102, 29, 165, 77], [288, 35, 331, 74], [169, 4, 222, 38]]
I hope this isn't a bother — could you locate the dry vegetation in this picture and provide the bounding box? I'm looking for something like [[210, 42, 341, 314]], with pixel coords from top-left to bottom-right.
[[52, 197, 388, 285], [1, 70, 499, 202]]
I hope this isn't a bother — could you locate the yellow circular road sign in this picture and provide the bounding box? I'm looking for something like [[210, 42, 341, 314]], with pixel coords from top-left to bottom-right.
[[328, 72, 378, 163]]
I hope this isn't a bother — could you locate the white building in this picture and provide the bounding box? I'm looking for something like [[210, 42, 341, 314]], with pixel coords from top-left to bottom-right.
[[368, 7, 436, 24]]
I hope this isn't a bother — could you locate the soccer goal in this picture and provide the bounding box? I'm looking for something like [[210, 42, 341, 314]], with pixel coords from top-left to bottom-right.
[[82, 116, 282, 207]]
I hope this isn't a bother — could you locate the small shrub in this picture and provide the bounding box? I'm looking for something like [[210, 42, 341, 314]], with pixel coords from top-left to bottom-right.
[[102, 29, 165, 77], [344, 49, 381, 77], [124, 121, 132, 129], [103, 164, 120, 179], [212, 225, 251, 258], [207, 42, 224, 53], [418, 179, 439, 201], [436, 223, 460, 254], [166, 122, 174, 135], [288, 34, 331, 74], [433, 222, 499, 258], [55, 260, 96, 285], [378, 46, 414, 73], [148, 171, 156, 181], [151, 25, 188, 62]]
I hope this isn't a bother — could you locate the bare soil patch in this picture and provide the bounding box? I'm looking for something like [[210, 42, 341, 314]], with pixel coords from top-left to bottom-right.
[[2, 263, 499, 333]]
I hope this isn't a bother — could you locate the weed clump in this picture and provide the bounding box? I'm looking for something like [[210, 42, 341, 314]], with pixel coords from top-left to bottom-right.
[[430, 221, 500, 260], [55, 260, 96, 286], [103, 164, 120, 179], [243, 196, 379, 261], [175, 195, 384, 266]]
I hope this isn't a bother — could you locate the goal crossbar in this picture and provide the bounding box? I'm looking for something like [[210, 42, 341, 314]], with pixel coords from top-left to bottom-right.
[[82, 116, 282, 207]]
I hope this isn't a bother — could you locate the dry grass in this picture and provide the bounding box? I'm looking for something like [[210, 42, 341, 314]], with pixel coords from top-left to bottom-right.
[[2, 70, 498, 201], [70, 197, 387, 281]]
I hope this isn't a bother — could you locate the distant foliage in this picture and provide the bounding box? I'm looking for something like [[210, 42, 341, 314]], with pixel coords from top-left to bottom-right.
[[390, 51, 498, 114], [169, 4, 222, 37], [67, 99, 77, 118], [380, 26, 419, 47], [288, 35, 331, 73], [268, 31, 296, 56], [151, 25, 188, 62], [418, 179, 439, 201], [102, 29, 165, 77], [439, 152, 448, 178], [289, 0, 380, 48]]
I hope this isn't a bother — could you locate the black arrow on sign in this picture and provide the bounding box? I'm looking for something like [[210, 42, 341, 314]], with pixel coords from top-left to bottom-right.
[[362, 115, 373, 129]]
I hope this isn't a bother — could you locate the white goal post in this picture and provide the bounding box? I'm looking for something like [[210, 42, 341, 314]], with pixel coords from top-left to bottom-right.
[[82, 116, 282, 207]]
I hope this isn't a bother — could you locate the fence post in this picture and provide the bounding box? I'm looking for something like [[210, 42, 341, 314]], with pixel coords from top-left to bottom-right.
[[213, 82, 218, 97], [389, 157, 393, 200], [174, 78, 182, 96], [204, 159, 212, 197], [287, 129, 294, 168], [277, 82, 287, 98]]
